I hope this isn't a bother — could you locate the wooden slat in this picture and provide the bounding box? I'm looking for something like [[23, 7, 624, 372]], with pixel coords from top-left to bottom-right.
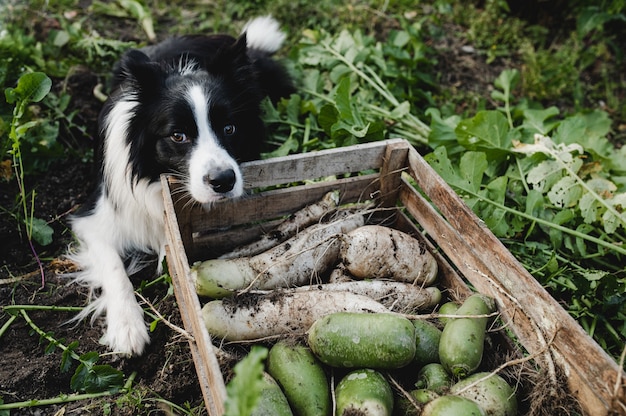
[[161, 176, 227, 416], [186, 174, 381, 233], [377, 139, 410, 208], [403, 147, 625, 416], [240, 138, 406, 188]]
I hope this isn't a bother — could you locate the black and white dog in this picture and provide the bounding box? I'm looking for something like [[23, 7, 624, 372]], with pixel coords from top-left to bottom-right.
[[67, 16, 293, 355]]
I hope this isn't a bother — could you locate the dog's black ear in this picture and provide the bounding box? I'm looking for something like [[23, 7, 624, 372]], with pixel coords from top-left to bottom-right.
[[113, 49, 164, 96], [206, 34, 251, 77]]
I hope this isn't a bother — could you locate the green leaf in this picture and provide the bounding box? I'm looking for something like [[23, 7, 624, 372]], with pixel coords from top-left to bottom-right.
[[426, 108, 464, 155], [459, 151, 487, 194], [318, 104, 338, 135], [334, 77, 354, 122], [5, 72, 52, 104], [71, 352, 124, 393], [522, 107, 560, 135], [30, 217, 54, 246], [224, 346, 268, 416], [60, 341, 79, 373], [483, 176, 509, 236], [491, 69, 519, 104], [455, 110, 511, 155], [424, 147, 462, 189]]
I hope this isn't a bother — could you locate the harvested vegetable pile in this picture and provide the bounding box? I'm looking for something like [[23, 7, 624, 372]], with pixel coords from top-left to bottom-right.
[[186, 192, 579, 416]]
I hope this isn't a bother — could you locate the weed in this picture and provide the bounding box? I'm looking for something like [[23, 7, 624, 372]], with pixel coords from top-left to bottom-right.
[[3, 72, 55, 285]]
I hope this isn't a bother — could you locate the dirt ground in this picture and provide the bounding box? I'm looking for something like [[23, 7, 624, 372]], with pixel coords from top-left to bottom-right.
[[0, 64, 205, 414]]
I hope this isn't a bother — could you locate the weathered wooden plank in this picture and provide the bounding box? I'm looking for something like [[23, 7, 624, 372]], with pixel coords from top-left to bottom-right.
[[185, 174, 381, 233], [161, 177, 227, 415], [239, 138, 406, 188]]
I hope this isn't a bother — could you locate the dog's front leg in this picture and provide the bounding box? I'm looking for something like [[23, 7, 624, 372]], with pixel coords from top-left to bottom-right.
[[99, 253, 151, 356], [69, 233, 151, 356]]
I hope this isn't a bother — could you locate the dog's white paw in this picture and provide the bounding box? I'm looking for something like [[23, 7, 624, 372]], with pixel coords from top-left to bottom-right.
[[102, 298, 150, 356]]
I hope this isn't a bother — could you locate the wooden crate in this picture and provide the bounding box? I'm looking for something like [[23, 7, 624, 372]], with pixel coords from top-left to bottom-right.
[[162, 138, 625, 416]]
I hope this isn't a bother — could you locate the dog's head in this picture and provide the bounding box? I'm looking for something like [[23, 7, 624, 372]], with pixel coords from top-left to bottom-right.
[[101, 35, 269, 204]]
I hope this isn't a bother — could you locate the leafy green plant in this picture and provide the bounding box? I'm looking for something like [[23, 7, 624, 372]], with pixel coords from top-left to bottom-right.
[[3, 73, 55, 283], [224, 346, 268, 416], [0, 304, 129, 412], [424, 69, 626, 357], [263, 24, 435, 156]]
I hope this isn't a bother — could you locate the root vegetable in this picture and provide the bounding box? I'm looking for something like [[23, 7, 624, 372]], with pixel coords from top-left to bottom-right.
[[252, 372, 294, 416], [439, 294, 496, 378], [266, 341, 331, 416], [335, 369, 394, 416], [449, 372, 517, 416], [219, 190, 340, 260], [421, 395, 486, 416], [437, 302, 459, 325], [416, 363, 451, 394], [295, 280, 441, 312], [411, 388, 440, 404], [201, 290, 389, 341], [339, 225, 438, 285], [192, 213, 364, 298], [412, 320, 442, 367], [307, 312, 415, 369]]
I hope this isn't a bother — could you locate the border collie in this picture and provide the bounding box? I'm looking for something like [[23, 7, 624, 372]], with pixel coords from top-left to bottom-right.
[[67, 16, 293, 355]]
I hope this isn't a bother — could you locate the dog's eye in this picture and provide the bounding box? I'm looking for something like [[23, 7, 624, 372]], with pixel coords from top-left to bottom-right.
[[170, 132, 189, 143], [223, 124, 236, 136]]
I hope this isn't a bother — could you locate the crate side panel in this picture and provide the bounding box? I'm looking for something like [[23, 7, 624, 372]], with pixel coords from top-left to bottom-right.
[[240, 139, 404, 188], [404, 148, 625, 414], [186, 174, 382, 238]]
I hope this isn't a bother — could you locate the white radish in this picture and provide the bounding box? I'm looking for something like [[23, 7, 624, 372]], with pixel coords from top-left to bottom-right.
[[340, 225, 438, 286], [192, 212, 364, 298], [219, 190, 340, 260], [295, 280, 441, 312], [201, 290, 389, 341]]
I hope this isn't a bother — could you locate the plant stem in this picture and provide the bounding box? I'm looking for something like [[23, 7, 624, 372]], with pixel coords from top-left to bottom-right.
[[0, 314, 18, 340], [0, 371, 138, 410], [3, 304, 84, 313], [19, 309, 81, 361], [450, 183, 626, 257]]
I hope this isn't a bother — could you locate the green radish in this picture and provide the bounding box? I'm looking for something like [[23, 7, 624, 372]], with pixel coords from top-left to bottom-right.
[[449, 372, 517, 416], [416, 363, 451, 394], [411, 388, 440, 404], [437, 302, 459, 325], [251, 372, 294, 416], [421, 395, 486, 416], [192, 213, 364, 298], [412, 319, 442, 367], [266, 341, 331, 416], [438, 294, 495, 378], [394, 389, 439, 416], [335, 369, 394, 416], [307, 312, 416, 369]]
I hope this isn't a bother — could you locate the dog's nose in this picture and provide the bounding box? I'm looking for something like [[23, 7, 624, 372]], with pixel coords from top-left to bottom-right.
[[205, 169, 236, 193]]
